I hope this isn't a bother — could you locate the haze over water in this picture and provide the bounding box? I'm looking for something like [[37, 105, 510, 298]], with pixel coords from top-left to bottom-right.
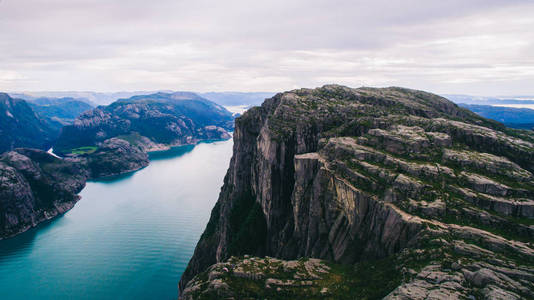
[[0, 140, 233, 300]]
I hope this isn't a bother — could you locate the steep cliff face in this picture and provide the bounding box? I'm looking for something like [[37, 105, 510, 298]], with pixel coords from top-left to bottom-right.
[[0, 149, 88, 239], [54, 92, 233, 155], [180, 85, 534, 299]]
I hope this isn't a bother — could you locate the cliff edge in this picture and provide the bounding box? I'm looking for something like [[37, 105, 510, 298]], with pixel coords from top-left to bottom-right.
[[180, 85, 534, 299]]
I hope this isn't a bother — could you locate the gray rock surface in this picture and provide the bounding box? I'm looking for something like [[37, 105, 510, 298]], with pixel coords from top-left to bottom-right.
[[79, 138, 149, 178], [179, 85, 534, 299], [0, 138, 150, 239], [0, 148, 88, 239]]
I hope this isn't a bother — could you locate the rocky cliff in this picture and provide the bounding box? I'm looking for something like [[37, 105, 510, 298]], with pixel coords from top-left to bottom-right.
[[54, 92, 233, 155], [0, 148, 88, 239], [0, 138, 149, 239], [180, 85, 534, 299]]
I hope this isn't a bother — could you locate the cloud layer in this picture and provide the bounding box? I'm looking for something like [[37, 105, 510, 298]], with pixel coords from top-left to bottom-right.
[[1, 0, 533, 95]]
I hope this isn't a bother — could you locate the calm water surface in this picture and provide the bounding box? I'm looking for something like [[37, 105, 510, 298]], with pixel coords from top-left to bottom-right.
[[0, 140, 233, 300]]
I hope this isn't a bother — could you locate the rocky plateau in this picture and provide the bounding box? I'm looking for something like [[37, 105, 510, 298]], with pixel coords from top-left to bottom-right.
[[180, 85, 534, 299]]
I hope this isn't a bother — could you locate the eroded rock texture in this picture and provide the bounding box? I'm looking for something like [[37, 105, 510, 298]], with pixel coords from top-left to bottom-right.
[[180, 85, 534, 299], [0, 149, 88, 239], [78, 138, 149, 179], [0, 138, 150, 239]]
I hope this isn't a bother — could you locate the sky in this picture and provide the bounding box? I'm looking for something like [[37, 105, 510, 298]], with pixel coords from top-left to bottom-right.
[[0, 0, 533, 95]]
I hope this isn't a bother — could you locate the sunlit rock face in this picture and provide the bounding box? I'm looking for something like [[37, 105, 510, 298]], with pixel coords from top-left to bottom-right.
[[180, 85, 534, 299]]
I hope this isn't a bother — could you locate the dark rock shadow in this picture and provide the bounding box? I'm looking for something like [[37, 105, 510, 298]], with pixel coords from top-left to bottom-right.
[[0, 216, 65, 263]]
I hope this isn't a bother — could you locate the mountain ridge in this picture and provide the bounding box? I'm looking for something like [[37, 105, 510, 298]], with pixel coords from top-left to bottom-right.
[[458, 103, 534, 130], [54, 92, 233, 155], [0, 93, 55, 152]]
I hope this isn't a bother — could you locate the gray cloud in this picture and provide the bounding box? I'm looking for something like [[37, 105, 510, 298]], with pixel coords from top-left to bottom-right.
[[0, 0, 533, 95]]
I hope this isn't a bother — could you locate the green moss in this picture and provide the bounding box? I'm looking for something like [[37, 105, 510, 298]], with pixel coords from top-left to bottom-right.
[[193, 256, 402, 300], [324, 257, 402, 299]]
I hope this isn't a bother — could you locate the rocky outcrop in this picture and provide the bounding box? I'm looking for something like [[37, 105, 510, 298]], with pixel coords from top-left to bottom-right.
[[183, 256, 351, 299], [54, 92, 233, 155], [78, 138, 149, 178], [0, 148, 88, 239], [0, 137, 150, 239], [179, 85, 534, 299]]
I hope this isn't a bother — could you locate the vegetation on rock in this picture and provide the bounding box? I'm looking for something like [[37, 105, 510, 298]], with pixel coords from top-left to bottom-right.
[[54, 92, 234, 155], [180, 85, 534, 299]]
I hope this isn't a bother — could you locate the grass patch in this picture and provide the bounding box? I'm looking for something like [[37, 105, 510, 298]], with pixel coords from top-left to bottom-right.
[[69, 146, 97, 154]]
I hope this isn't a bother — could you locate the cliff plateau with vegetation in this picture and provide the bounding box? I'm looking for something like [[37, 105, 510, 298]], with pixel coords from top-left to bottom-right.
[[180, 85, 534, 299]]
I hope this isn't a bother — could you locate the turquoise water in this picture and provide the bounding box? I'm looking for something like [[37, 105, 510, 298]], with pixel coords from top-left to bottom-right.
[[0, 140, 233, 300]]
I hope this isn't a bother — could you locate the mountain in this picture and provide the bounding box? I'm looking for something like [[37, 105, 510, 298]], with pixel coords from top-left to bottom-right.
[[14, 91, 277, 107], [0, 93, 54, 153], [179, 85, 534, 299], [54, 92, 234, 155], [11, 91, 173, 106], [459, 104, 534, 130], [28, 100, 94, 135], [26, 96, 94, 106]]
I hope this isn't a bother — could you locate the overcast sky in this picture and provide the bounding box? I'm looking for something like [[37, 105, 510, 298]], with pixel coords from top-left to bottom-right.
[[1, 0, 533, 95]]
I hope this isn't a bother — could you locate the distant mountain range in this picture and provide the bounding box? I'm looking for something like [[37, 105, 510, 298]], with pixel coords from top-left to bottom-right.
[[10, 91, 165, 106], [1, 91, 256, 154], [459, 104, 534, 130], [0, 93, 55, 152], [443, 94, 534, 106], [28, 99, 94, 135], [10, 91, 276, 107], [54, 92, 234, 155]]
